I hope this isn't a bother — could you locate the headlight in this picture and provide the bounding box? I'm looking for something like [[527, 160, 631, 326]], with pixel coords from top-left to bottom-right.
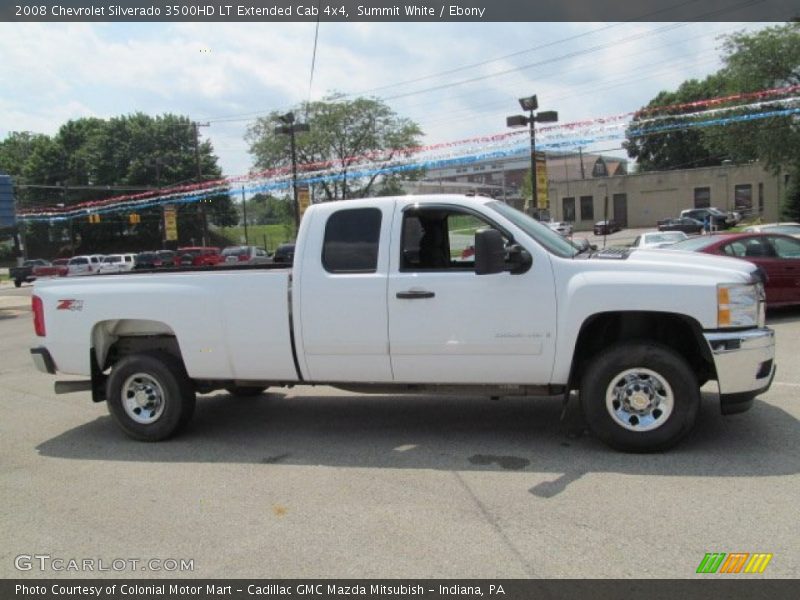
[[718, 283, 760, 328]]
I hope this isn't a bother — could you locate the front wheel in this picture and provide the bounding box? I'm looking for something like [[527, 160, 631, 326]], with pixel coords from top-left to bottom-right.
[[106, 351, 196, 441], [14, 279, 22, 288], [580, 343, 700, 452]]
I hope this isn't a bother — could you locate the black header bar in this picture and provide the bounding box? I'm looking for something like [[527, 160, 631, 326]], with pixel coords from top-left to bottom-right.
[[2, 0, 797, 22]]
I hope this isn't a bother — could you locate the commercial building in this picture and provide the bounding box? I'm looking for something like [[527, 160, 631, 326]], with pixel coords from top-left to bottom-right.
[[410, 152, 786, 230], [548, 161, 786, 230]]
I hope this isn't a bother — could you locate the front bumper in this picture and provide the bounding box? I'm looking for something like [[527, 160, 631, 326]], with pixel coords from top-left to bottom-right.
[[704, 328, 776, 413], [31, 346, 56, 374]]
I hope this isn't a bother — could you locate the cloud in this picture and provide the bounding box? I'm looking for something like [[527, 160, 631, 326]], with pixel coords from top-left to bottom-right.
[[0, 21, 771, 176]]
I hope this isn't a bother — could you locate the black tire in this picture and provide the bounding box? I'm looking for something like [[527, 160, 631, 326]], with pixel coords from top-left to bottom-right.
[[14, 279, 22, 288], [225, 386, 267, 397], [106, 351, 196, 441], [580, 342, 700, 452]]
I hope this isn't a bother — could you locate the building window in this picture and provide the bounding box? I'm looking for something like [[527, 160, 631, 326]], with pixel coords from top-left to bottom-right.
[[563, 197, 576, 222], [694, 187, 711, 208], [734, 184, 753, 211], [579, 196, 594, 221], [758, 182, 764, 213], [322, 208, 382, 273]]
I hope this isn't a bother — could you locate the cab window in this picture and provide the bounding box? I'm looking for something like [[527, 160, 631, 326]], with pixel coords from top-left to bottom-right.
[[400, 208, 509, 271]]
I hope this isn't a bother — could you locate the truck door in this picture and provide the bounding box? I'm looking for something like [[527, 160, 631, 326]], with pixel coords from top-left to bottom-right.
[[295, 203, 394, 382], [387, 202, 557, 385]]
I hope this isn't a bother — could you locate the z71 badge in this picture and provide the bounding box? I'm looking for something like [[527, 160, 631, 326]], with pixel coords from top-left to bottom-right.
[[56, 299, 84, 311]]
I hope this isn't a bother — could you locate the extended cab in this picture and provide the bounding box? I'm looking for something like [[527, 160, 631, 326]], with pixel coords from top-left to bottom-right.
[[29, 195, 776, 451]]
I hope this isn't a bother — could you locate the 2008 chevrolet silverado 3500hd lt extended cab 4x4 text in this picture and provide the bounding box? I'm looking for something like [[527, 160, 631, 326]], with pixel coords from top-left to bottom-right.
[[29, 195, 776, 451]]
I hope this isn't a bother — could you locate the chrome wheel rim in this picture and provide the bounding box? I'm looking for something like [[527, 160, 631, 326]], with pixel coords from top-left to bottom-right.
[[122, 373, 166, 424], [605, 368, 674, 432]]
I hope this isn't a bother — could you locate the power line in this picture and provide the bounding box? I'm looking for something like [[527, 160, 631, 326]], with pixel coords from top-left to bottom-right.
[[306, 2, 322, 118]]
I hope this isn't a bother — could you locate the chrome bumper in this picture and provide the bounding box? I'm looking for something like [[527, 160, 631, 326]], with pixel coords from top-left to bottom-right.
[[704, 328, 775, 396]]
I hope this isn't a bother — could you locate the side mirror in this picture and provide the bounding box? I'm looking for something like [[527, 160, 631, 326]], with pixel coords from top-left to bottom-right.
[[508, 244, 532, 274], [475, 229, 506, 275]]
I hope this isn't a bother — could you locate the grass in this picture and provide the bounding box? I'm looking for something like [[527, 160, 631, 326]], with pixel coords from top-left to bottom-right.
[[216, 224, 295, 253]]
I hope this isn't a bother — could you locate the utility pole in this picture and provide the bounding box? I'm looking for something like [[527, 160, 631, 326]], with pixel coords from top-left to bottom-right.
[[63, 183, 75, 255], [241, 186, 249, 245], [192, 121, 210, 245], [275, 112, 310, 237]]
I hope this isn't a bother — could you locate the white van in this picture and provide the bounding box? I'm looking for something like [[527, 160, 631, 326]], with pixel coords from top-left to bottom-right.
[[98, 254, 136, 274], [66, 254, 105, 276]]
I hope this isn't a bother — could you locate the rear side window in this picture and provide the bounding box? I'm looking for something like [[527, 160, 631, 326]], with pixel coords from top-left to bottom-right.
[[322, 208, 382, 273]]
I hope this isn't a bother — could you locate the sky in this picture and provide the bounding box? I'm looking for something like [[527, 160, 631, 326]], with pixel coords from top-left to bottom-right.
[[0, 20, 770, 179]]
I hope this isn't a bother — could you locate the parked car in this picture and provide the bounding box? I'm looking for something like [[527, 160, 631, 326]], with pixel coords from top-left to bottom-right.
[[743, 222, 800, 238], [221, 245, 272, 265], [570, 238, 596, 254], [669, 232, 800, 307], [657, 217, 704, 234], [66, 254, 104, 276], [631, 231, 689, 249], [177, 246, 222, 267], [33, 258, 70, 279], [546, 221, 573, 236], [10, 259, 50, 287], [155, 250, 179, 268], [272, 243, 295, 264], [593, 220, 622, 235], [98, 254, 137, 274], [680, 207, 732, 230]]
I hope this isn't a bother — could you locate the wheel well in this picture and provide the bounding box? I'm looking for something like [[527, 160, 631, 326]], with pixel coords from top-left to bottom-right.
[[568, 311, 715, 389], [91, 320, 183, 371]]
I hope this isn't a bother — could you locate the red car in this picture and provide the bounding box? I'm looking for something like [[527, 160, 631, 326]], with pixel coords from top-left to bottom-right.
[[177, 246, 222, 267], [670, 232, 800, 308], [32, 258, 70, 278]]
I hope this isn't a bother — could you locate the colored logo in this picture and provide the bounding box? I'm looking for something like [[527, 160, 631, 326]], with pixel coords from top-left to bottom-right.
[[696, 553, 773, 574]]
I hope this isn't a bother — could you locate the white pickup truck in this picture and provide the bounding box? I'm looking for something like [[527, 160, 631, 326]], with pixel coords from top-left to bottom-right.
[[30, 195, 775, 451]]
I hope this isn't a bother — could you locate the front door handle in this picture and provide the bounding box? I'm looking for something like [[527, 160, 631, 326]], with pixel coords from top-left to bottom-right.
[[396, 290, 435, 299]]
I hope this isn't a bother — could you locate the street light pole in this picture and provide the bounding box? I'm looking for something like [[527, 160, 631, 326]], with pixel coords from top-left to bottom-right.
[[528, 111, 537, 215], [507, 95, 558, 219], [276, 112, 310, 237]]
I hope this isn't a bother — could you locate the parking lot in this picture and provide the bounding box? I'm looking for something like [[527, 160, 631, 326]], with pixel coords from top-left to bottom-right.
[[1, 282, 798, 579]]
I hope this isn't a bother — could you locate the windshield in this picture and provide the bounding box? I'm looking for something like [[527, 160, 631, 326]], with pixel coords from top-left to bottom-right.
[[669, 236, 719, 251], [104, 256, 122, 263], [645, 232, 685, 244], [222, 247, 247, 256], [486, 201, 577, 258], [764, 225, 800, 235]]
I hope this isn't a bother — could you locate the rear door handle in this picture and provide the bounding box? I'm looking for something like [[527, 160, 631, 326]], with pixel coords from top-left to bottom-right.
[[396, 290, 435, 299]]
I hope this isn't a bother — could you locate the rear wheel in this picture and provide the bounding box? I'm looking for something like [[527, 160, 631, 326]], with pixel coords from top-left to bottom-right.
[[106, 351, 195, 441], [14, 279, 22, 288], [580, 343, 700, 452]]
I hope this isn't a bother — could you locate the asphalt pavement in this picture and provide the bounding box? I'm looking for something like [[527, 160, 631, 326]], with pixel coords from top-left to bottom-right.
[[1, 284, 798, 579]]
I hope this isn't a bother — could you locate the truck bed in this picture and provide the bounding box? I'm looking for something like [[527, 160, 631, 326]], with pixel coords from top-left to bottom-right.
[[33, 268, 299, 382]]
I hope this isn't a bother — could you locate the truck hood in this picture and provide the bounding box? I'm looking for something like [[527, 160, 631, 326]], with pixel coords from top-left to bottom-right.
[[622, 248, 759, 283]]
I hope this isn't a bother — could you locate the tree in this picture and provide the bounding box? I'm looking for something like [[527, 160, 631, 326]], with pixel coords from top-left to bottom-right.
[[623, 75, 728, 171], [624, 23, 800, 174], [703, 23, 800, 170], [0, 113, 237, 256], [246, 95, 423, 202]]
